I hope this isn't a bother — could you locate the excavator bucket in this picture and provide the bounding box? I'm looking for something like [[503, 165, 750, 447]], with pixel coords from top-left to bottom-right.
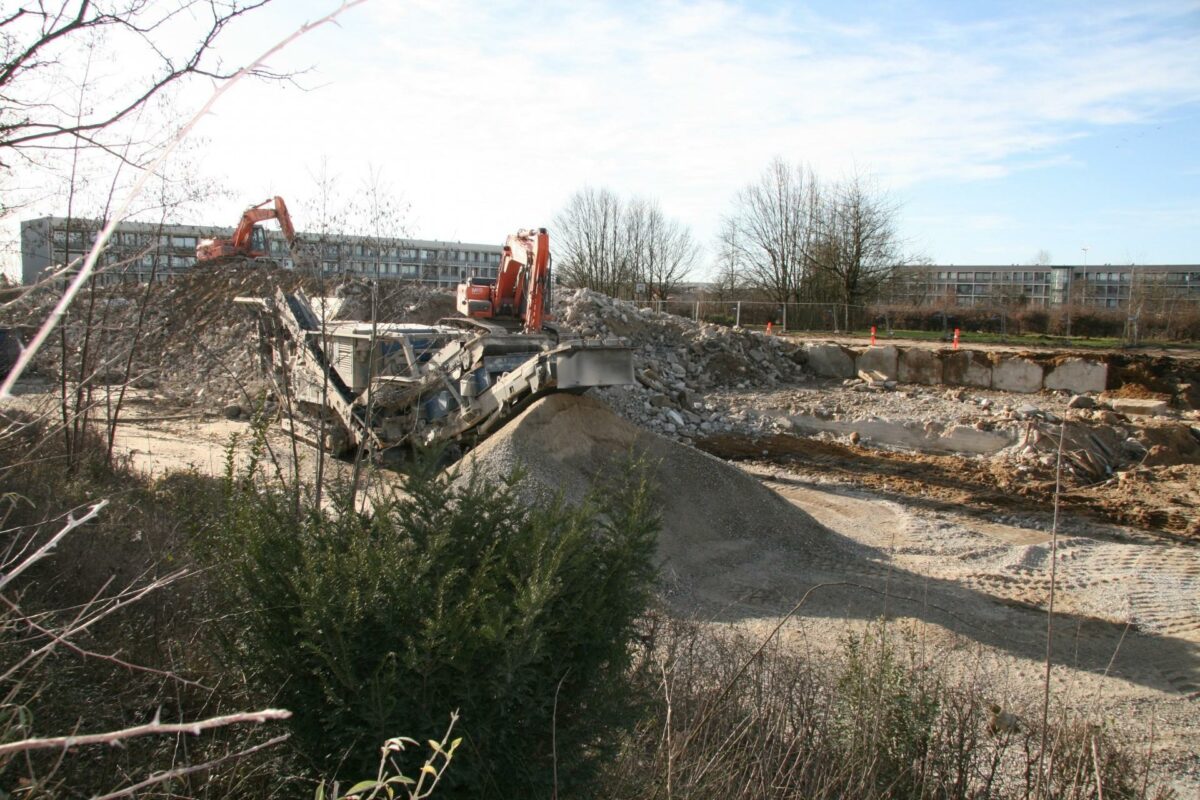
[[554, 344, 635, 389]]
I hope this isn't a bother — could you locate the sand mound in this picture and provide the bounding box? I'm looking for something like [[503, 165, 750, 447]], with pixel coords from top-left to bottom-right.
[[457, 393, 847, 613]]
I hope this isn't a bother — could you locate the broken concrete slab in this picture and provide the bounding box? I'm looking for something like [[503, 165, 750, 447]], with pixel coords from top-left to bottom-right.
[[991, 356, 1043, 393], [856, 345, 899, 380], [788, 413, 1014, 455], [858, 369, 890, 388], [803, 343, 856, 378], [1044, 357, 1107, 394], [941, 350, 992, 388], [898, 348, 943, 385], [1110, 398, 1169, 416]]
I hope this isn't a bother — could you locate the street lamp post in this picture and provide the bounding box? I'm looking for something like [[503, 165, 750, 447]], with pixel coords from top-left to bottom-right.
[[1070, 246, 1089, 337]]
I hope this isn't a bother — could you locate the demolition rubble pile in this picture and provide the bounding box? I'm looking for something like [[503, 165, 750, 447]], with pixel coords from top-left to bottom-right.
[[326, 280, 457, 325], [3, 267, 457, 411], [551, 290, 1200, 500], [554, 289, 811, 440]]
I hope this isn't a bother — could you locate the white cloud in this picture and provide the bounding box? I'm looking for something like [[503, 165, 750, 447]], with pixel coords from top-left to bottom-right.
[[301, 0, 1198, 250], [7, 0, 1198, 275]]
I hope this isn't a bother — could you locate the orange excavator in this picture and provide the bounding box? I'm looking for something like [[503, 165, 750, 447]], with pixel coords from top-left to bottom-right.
[[456, 227, 553, 335], [196, 196, 298, 265]]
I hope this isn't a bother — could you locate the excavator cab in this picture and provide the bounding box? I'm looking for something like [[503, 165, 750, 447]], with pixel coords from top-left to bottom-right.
[[248, 226, 267, 258]]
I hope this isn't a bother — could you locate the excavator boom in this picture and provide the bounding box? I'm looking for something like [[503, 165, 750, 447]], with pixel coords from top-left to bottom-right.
[[456, 227, 553, 334]]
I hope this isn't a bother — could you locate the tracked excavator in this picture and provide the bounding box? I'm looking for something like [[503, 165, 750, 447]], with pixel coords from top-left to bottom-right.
[[239, 227, 632, 457], [197, 196, 300, 266], [456, 227, 552, 335]]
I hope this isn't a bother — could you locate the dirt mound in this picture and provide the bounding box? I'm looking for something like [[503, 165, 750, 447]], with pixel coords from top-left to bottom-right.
[[1106, 382, 1170, 400], [457, 393, 845, 613]]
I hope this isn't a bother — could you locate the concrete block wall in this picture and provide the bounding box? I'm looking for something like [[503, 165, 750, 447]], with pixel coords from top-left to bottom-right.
[[801, 342, 1108, 395], [941, 351, 992, 388]]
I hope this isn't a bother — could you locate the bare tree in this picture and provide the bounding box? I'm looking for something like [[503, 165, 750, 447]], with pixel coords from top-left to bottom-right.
[[555, 188, 696, 299], [718, 158, 820, 305], [709, 219, 747, 302], [0, 0, 287, 171], [554, 187, 629, 296], [811, 173, 906, 330], [627, 198, 697, 300]]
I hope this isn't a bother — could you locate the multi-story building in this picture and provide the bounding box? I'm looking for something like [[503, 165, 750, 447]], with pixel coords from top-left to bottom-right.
[[885, 263, 1200, 310], [19, 216, 504, 288]]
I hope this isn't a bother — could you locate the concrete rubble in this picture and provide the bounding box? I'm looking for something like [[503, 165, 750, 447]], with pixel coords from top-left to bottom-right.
[[554, 289, 810, 440], [6, 271, 1197, 497], [543, 290, 1200, 492]]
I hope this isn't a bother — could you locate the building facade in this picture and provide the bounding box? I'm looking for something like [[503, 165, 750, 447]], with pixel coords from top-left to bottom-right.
[[886, 263, 1200, 310], [20, 216, 505, 288]]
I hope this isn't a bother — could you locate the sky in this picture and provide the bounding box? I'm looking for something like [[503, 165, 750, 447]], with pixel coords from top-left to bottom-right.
[[7, 0, 1200, 277]]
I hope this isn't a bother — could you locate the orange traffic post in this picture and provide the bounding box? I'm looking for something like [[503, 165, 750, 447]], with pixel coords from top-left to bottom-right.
[[870, 325, 876, 345], [953, 328, 960, 350], [766, 321, 773, 335]]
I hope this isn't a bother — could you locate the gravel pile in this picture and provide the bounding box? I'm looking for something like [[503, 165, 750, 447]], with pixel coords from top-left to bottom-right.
[[456, 393, 844, 614]]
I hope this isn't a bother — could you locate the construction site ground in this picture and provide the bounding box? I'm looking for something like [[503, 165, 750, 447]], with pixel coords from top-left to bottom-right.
[[7, 382, 1195, 793], [4, 275, 1199, 792]]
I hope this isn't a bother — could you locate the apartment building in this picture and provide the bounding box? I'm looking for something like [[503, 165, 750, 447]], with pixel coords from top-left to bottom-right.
[[19, 216, 504, 287], [886, 263, 1200, 310]]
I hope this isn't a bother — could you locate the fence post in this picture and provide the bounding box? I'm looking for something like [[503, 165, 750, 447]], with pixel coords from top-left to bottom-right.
[[782, 303, 788, 332], [735, 301, 741, 328], [694, 301, 699, 322]]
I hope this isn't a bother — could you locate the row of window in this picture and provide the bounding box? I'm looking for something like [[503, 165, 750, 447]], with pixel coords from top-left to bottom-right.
[[320, 261, 499, 279], [294, 241, 501, 264], [952, 284, 1049, 296], [934, 271, 1051, 283], [927, 269, 1200, 285], [46, 227, 502, 264]]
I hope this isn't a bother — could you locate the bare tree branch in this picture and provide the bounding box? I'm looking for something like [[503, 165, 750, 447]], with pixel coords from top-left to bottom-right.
[[90, 733, 291, 800], [0, 709, 291, 756], [0, 499, 105, 589], [1, 0, 370, 398]]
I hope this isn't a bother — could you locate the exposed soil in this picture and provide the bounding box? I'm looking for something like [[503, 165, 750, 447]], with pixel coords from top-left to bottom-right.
[[697, 432, 1200, 541], [459, 394, 1200, 791]]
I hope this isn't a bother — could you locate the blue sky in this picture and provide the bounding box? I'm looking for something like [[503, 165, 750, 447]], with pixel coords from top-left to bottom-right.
[[9, 0, 1199, 276]]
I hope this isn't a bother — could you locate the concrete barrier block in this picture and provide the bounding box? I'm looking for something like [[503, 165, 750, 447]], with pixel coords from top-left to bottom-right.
[[803, 343, 856, 378], [898, 348, 943, 385], [855, 345, 899, 380], [991, 356, 1044, 393], [1044, 358, 1107, 394], [1111, 398, 1169, 416], [941, 350, 991, 388]]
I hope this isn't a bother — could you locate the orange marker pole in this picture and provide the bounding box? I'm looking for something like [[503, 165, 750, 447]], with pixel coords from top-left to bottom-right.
[[953, 328, 960, 350], [870, 325, 876, 345], [766, 321, 773, 335]]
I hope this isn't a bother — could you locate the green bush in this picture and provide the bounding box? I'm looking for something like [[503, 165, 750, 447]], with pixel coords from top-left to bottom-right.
[[200, 454, 660, 796]]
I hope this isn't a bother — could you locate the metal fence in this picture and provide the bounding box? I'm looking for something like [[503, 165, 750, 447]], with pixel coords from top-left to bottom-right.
[[634, 300, 872, 333]]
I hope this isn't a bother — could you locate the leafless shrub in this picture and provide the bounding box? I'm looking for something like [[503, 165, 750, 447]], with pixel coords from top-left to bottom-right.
[[605, 614, 1167, 800]]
